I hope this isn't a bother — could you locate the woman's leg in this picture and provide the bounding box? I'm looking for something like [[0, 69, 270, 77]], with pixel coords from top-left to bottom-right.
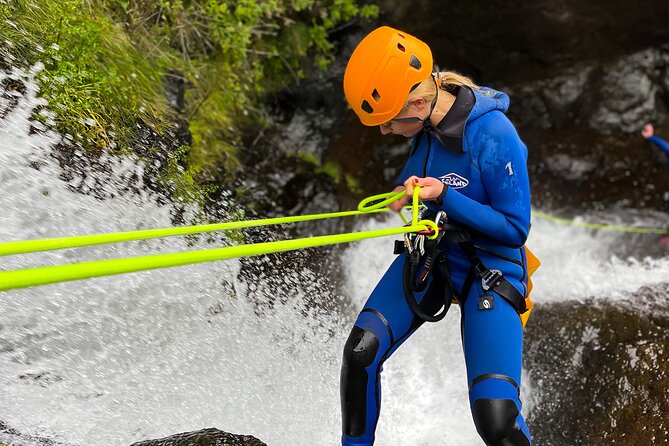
[[462, 281, 531, 446], [341, 255, 447, 446]]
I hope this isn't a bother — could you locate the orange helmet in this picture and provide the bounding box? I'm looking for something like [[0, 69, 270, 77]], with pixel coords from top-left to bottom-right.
[[343, 26, 433, 126]]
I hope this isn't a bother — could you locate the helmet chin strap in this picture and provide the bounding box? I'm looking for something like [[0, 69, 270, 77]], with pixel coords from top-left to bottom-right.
[[421, 76, 440, 132]]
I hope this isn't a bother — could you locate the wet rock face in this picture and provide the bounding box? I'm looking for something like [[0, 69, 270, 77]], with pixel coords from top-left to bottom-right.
[[524, 285, 669, 445], [509, 48, 669, 134], [510, 46, 669, 211], [129, 428, 267, 446]]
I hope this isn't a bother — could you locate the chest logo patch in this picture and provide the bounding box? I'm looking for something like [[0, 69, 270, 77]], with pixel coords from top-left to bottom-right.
[[439, 173, 469, 189]]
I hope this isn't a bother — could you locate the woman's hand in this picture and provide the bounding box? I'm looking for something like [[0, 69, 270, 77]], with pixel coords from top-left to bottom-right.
[[387, 185, 409, 212], [403, 176, 446, 202], [641, 123, 654, 139]]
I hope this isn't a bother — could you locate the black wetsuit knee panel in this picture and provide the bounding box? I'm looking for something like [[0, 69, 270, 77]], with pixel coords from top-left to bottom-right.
[[472, 398, 530, 446], [342, 326, 381, 368], [341, 326, 381, 437]]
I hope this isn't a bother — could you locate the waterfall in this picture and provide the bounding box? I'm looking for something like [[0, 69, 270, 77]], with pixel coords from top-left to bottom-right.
[[1, 67, 668, 446]]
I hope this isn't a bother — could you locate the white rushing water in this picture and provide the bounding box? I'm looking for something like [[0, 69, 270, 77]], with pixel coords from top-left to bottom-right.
[[1, 68, 668, 446]]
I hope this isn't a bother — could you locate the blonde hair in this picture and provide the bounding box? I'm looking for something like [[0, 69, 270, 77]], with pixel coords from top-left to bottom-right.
[[402, 71, 477, 111]]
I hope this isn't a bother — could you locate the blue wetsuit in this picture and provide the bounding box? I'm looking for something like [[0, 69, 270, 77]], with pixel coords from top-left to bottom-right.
[[341, 86, 532, 446], [647, 135, 669, 172]]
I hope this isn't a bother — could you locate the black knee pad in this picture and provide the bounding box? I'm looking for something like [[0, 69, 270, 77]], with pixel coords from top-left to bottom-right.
[[472, 398, 530, 446], [342, 326, 380, 369], [340, 326, 381, 437]]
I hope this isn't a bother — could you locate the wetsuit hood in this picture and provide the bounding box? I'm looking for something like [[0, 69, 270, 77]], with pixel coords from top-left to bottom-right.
[[429, 86, 510, 154], [469, 86, 510, 120]]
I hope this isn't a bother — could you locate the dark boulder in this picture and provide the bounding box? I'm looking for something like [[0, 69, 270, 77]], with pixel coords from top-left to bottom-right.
[[524, 284, 669, 445]]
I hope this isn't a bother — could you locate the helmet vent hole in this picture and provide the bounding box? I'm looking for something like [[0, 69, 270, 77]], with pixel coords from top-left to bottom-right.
[[409, 55, 422, 69], [372, 89, 381, 101], [361, 100, 374, 113], [397, 43, 405, 52], [398, 33, 405, 38]]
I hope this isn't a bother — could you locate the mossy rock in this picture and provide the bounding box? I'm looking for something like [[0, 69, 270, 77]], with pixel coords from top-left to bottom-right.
[[524, 284, 669, 445], [130, 428, 266, 446]]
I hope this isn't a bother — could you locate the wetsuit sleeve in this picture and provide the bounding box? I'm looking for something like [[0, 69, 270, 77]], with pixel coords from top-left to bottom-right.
[[436, 113, 530, 247], [648, 135, 669, 157]]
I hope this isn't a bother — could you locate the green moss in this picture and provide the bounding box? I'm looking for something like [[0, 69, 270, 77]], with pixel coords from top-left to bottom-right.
[[121, 0, 379, 183], [344, 174, 362, 194], [297, 151, 364, 193], [320, 161, 341, 183], [296, 151, 319, 165]]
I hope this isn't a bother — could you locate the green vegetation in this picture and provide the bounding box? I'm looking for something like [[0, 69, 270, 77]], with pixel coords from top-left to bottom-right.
[[157, 144, 217, 210], [0, 0, 378, 205], [297, 151, 362, 194], [0, 0, 168, 150]]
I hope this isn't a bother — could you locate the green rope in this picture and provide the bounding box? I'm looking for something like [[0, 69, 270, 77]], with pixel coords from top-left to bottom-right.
[[3, 185, 667, 292], [0, 208, 388, 257], [0, 189, 434, 257], [0, 223, 428, 292], [533, 211, 669, 235], [0, 188, 439, 291]]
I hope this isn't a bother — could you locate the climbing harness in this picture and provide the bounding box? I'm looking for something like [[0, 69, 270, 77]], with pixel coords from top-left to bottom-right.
[[456, 234, 532, 324], [394, 207, 537, 327]]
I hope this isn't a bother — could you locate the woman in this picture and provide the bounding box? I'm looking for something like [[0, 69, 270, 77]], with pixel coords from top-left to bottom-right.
[[340, 26, 533, 446]]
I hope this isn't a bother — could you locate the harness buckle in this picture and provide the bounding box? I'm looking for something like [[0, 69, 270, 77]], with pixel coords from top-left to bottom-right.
[[481, 269, 503, 291]]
